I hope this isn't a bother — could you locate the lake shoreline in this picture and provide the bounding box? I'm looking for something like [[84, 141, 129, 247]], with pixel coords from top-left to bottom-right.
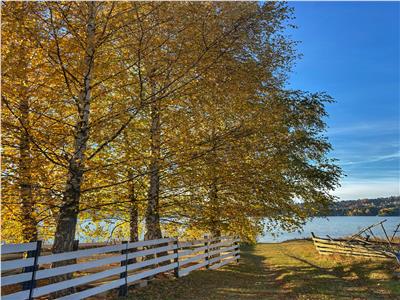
[[260, 216, 400, 243]]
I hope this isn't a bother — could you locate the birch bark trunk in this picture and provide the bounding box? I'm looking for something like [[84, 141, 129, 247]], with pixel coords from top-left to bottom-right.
[[209, 170, 221, 259], [145, 79, 162, 240], [209, 134, 221, 238], [52, 2, 96, 255], [129, 170, 139, 243], [16, 4, 37, 243], [19, 84, 37, 242], [209, 178, 221, 238], [128, 171, 139, 264]]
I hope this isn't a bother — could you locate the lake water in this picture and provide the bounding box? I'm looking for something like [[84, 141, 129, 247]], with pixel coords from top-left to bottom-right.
[[259, 216, 400, 243]]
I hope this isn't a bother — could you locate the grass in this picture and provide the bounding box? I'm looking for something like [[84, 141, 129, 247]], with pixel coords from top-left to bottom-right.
[[124, 240, 400, 300]]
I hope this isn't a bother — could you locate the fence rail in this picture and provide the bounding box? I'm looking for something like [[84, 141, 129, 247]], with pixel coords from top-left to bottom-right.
[[1, 236, 240, 300]]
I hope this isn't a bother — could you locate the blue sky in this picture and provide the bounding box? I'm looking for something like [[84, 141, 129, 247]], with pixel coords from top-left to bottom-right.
[[286, 2, 399, 200]]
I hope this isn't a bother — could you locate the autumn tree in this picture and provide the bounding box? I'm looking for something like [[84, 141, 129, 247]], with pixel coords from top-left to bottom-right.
[[2, 2, 141, 252], [149, 2, 341, 242], [119, 2, 299, 240], [1, 1, 342, 247], [1, 2, 60, 242]]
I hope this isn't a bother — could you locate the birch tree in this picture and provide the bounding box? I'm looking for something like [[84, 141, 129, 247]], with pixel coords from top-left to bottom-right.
[[1, 2, 342, 246]]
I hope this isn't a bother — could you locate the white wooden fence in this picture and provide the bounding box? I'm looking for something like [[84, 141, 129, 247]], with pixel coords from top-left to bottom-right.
[[1, 236, 240, 299]]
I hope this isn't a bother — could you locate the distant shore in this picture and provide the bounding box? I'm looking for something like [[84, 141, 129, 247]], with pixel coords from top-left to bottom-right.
[[259, 216, 399, 243]]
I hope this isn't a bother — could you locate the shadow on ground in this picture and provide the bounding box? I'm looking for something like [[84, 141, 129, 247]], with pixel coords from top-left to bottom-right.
[[123, 243, 400, 300]]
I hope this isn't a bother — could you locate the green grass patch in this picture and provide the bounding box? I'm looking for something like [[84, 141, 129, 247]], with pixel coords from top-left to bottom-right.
[[125, 240, 400, 299]]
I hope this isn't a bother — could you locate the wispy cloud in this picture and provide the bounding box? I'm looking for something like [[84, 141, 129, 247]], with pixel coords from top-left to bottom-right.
[[328, 121, 399, 136], [340, 151, 400, 166]]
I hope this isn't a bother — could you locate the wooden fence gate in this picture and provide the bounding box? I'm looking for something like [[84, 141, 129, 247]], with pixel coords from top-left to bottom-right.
[[1, 236, 240, 299]]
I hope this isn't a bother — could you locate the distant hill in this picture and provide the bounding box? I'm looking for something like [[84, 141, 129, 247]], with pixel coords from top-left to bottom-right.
[[324, 196, 400, 216]]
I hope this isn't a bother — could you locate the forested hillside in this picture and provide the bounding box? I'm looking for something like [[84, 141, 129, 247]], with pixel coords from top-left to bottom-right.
[[324, 196, 400, 216]]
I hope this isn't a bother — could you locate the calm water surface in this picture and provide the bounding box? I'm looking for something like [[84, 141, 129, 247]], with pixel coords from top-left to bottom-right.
[[259, 216, 400, 243]]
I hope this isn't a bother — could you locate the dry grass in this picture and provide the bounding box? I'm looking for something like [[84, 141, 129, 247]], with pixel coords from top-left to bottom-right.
[[123, 240, 400, 300]]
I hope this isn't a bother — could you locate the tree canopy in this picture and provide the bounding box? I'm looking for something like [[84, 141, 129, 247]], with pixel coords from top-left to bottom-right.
[[1, 1, 341, 247]]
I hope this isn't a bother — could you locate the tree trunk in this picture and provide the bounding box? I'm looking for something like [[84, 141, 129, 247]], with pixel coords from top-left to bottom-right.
[[128, 171, 139, 264], [208, 135, 221, 238], [209, 174, 222, 259], [19, 92, 37, 242], [128, 171, 139, 243], [209, 177, 221, 238], [52, 2, 96, 256], [16, 3, 37, 243], [145, 80, 162, 241]]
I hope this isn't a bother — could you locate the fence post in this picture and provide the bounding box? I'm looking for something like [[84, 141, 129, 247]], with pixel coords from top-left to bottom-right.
[[118, 241, 128, 297], [72, 239, 79, 265], [204, 235, 210, 269], [234, 236, 240, 263], [127, 240, 137, 265], [22, 240, 42, 300], [173, 239, 179, 278]]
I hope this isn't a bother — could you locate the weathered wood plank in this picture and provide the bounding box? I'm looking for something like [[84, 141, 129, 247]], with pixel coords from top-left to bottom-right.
[[313, 240, 393, 257], [314, 242, 386, 252], [32, 265, 125, 297], [208, 239, 239, 249], [36, 253, 126, 280], [126, 262, 178, 283], [315, 244, 392, 256], [127, 244, 177, 260], [316, 247, 392, 258], [208, 245, 237, 257], [312, 237, 391, 248], [1, 271, 32, 286], [37, 244, 125, 264], [179, 252, 208, 266], [1, 257, 35, 271], [1, 289, 30, 300], [126, 253, 176, 272], [178, 260, 209, 277], [178, 245, 208, 257], [209, 256, 237, 270], [209, 250, 239, 265], [177, 239, 208, 248], [127, 238, 175, 250], [1, 242, 37, 255], [57, 278, 125, 300]]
